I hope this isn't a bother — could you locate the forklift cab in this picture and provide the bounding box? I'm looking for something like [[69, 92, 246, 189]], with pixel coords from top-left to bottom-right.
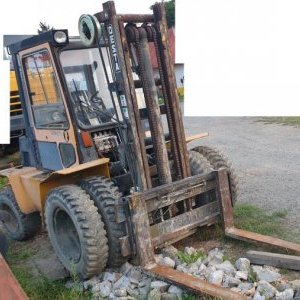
[[9, 30, 121, 172]]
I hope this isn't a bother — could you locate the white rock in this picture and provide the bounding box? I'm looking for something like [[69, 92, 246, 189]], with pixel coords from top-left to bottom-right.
[[176, 264, 188, 273], [208, 252, 224, 266], [275, 288, 294, 300], [103, 272, 117, 282], [168, 285, 183, 295], [99, 281, 112, 298], [126, 287, 139, 298], [255, 267, 281, 283], [237, 282, 253, 292], [161, 294, 178, 300], [208, 270, 224, 285], [222, 275, 241, 288], [208, 248, 222, 257], [150, 281, 170, 292], [187, 263, 199, 274], [114, 288, 127, 297], [128, 268, 142, 284], [120, 262, 133, 274], [113, 275, 131, 289], [235, 271, 248, 281], [184, 247, 196, 255], [161, 245, 178, 259], [160, 257, 176, 268], [290, 280, 300, 291], [257, 280, 277, 299], [216, 260, 236, 275], [148, 288, 162, 300], [235, 258, 250, 272], [253, 291, 266, 300], [83, 276, 99, 290]]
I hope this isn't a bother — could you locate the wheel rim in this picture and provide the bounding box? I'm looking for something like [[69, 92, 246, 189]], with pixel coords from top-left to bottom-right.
[[1, 204, 19, 234], [53, 208, 81, 263]]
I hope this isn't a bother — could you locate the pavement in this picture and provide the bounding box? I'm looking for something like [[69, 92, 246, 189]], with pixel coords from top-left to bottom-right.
[[183, 115, 300, 229]]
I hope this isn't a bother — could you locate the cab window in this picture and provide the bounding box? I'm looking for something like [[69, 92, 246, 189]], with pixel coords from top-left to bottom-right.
[[23, 50, 68, 129]]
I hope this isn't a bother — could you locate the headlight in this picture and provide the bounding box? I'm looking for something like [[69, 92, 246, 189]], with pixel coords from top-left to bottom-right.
[[54, 31, 68, 44]]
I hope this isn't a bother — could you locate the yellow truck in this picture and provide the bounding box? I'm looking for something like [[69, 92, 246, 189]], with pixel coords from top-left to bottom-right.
[[0, 71, 24, 157]]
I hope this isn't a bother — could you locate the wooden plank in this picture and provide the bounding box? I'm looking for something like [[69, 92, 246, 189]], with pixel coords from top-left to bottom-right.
[[246, 250, 300, 271], [226, 227, 300, 254], [0, 254, 28, 300], [147, 265, 247, 300]]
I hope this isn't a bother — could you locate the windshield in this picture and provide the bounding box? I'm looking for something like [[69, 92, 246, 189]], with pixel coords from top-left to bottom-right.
[[60, 48, 118, 128]]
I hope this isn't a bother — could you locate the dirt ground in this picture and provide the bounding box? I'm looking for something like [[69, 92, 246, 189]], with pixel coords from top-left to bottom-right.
[[183, 116, 300, 230]]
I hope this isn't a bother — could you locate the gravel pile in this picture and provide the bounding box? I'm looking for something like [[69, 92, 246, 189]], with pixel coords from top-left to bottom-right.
[[65, 246, 300, 299], [157, 245, 300, 300], [65, 261, 183, 299]]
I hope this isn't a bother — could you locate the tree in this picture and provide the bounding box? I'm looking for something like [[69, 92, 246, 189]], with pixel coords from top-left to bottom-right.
[[164, 0, 175, 28], [38, 22, 53, 34]]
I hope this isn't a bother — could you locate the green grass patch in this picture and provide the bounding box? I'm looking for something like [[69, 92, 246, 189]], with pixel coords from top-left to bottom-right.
[[10, 265, 90, 300], [176, 250, 207, 265], [258, 117, 300, 126], [234, 203, 299, 242], [0, 176, 8, 190], [234, 203, 286, 236], [7, 247, 36, 262]]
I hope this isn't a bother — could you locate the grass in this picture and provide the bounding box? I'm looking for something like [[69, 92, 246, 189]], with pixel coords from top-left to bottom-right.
[[234, 203, 300, 243], [0, 176, 8, 190], [7, 245, 91, 300], [176, 249, 207, 265], [258, 117, 300, 126]]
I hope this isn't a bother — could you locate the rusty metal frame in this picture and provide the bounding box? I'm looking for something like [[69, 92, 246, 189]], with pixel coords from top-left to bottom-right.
[[0, 254, 28, 300], [216, 168, 300, 254]]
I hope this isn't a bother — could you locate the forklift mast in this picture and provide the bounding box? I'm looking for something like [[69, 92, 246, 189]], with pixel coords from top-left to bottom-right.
[[81, 1, 190, 192]]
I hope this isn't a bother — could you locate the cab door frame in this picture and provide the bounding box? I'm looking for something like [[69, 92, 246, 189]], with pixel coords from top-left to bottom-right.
[[18, 43, 79, 171]]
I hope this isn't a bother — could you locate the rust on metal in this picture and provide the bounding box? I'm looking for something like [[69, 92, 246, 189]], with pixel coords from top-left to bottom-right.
[[216, 168, 300, 254], [215, 168, 235, 228], [130, 194, 155, 267], [151, 203, 220, 247], [118, 18, 152, 189], [148, 265, 247, 300], [0, 255, 28, 300], [226, 227, 300, 254]]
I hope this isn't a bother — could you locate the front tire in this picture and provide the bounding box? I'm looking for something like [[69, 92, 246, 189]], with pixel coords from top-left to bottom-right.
[[45, 185, 108, 279], [0, 187, 41, 241], [80, 177, 127, 268]]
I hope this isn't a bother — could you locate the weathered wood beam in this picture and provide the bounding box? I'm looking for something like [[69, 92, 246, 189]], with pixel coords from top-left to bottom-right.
[[246, 250, 300, 271]]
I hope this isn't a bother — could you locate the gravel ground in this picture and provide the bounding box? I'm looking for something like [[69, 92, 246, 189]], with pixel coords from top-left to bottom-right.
[[183, 115, 300, 229]]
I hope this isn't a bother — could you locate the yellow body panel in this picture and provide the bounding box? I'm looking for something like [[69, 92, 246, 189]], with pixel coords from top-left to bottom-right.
[[0, 159, 110, 214]]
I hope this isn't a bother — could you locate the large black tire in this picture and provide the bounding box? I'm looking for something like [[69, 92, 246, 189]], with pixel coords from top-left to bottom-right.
[[0, 187, 41, 241], [189, 151, 215, 207], [191, 146, 239, 205], [45, 185, 108, 279], [0, 229, 8, 258], [80, 177, 127, 268]]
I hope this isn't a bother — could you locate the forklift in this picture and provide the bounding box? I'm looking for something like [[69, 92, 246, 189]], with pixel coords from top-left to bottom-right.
[[1, 2, 299, 298]]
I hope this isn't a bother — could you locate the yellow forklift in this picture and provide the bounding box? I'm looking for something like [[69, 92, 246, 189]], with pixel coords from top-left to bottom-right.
[[1, 2, 299, 298]]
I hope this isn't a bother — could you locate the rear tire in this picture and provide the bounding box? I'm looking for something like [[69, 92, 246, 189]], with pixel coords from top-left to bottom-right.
[[45, 185, 108, 279], [0, 187, 41, 241], [191, 146, 239, 205], [80, 177, 127, 268]]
